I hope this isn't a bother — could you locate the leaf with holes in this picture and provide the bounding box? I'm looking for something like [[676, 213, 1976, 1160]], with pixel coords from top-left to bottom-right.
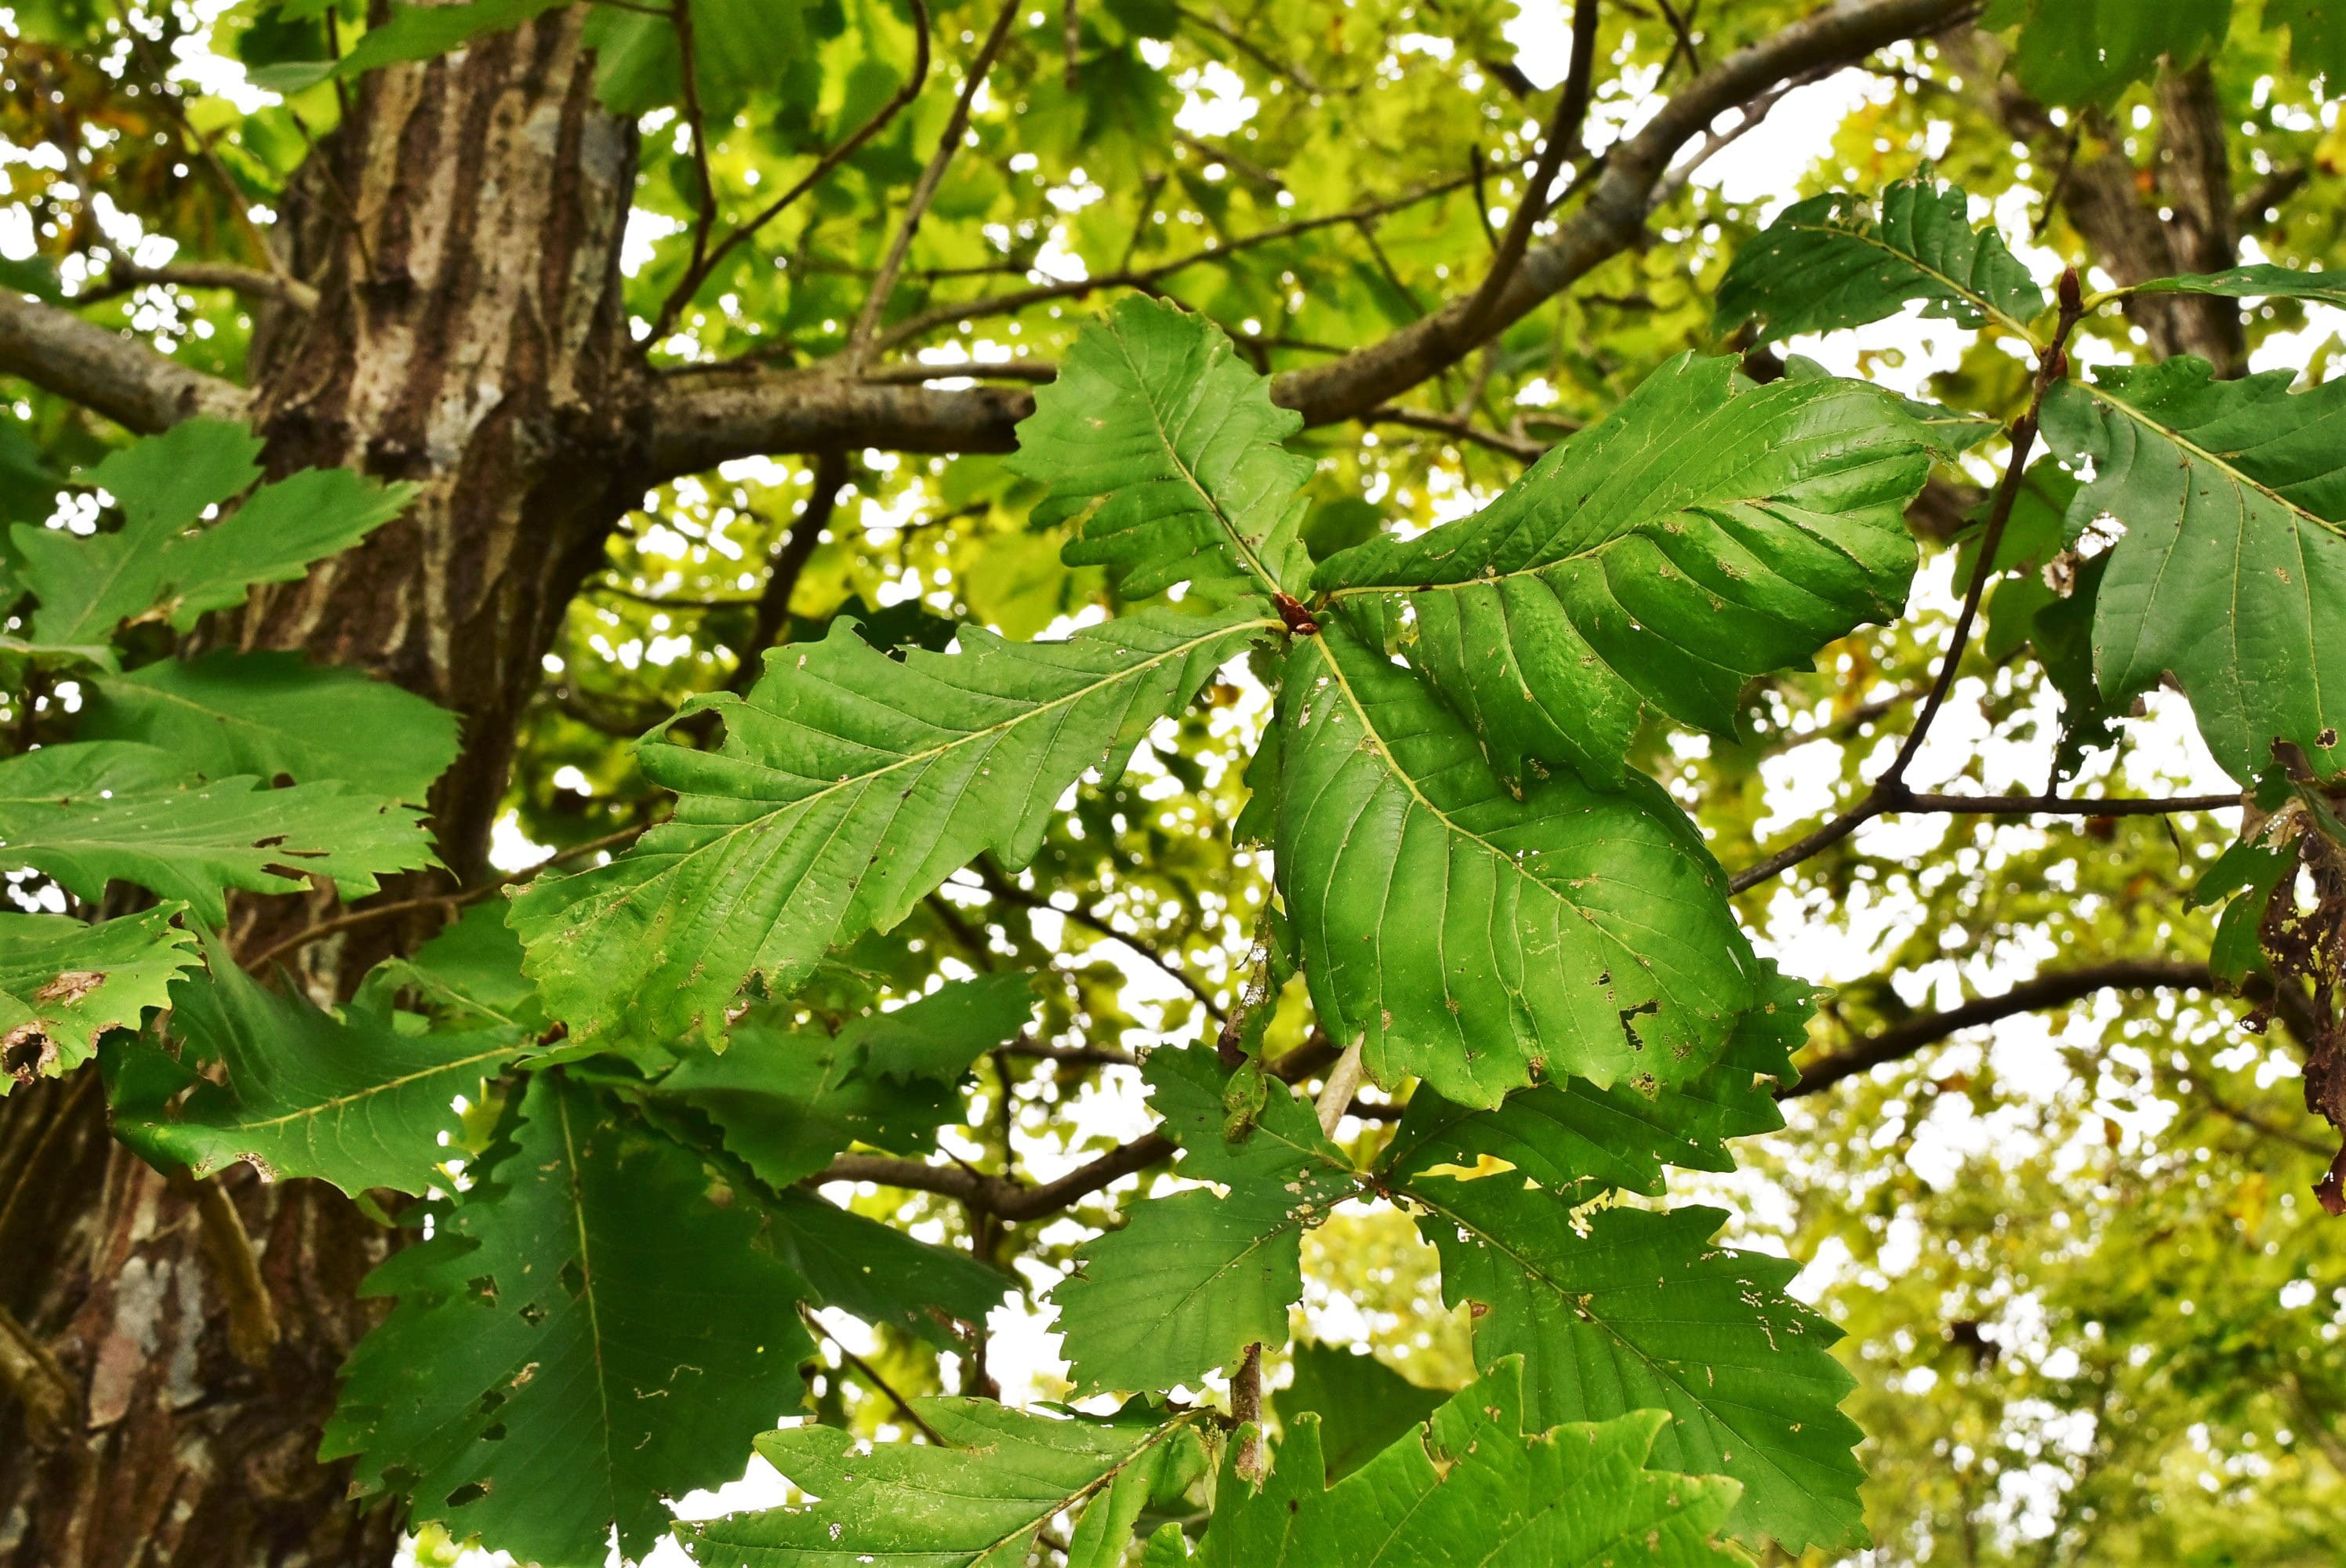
[[0, 904, 194, 1092], [2040, 358, 2346, 782], [0, 741, 438, 924], [110, 946, 532, 1196], [688, 1399, 1215, 1568], [322, 1071, 815, 1567], [1050, 1045, 1356, 1394], [1402, 1179, 1864, 1552], [1195, 1360, 1745, 1567]]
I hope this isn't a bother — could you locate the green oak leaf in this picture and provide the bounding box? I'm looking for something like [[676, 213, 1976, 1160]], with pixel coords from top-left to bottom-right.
[[1715, 176, 2045, 345], [2040, 358, 2346, 782], [82, 652, 461, 803], [1051, 1045, 1355, 1394], [1313, 354, 1935, 786], [1403, 1180, 1864, 1552], [323, 1071, 815, 1567], [510, 605, 1269, 1046], [1197, 1360, 1744, 1567], [656, 975, 1033, 1188], [1010, 295, 1313, 600], [0, 740, 438, 924], [689, 1399, 1215, 1568], [111, 944, 532, 1196], [1275, 620, 1760, 1109], [18, 419, 413, 646], [1276, 1341, 1447, 1483]]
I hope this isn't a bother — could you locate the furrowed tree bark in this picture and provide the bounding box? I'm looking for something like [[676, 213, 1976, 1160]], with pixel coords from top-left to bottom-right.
[[0, 12, 640, 1566]]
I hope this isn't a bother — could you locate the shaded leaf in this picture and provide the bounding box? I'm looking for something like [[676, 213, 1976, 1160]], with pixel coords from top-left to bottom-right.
[[112, 948, 530, 1196], [1198, 1361, 1743, 1567], [1276, 1341, 1447, 1482], [324, 1072, 815, 1567], [83, 651, 461, 803], [2039, 359, 2346, 782]]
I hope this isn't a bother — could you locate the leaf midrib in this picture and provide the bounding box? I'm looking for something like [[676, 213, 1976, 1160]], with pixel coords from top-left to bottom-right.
[[1106, 325, 1286, 596]]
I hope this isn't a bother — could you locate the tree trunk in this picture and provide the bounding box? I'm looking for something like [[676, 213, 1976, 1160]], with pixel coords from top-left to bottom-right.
[[0, 12, 641, 1565]]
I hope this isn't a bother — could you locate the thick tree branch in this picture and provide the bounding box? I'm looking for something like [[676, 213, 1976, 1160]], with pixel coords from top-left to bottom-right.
[[644, 0, 1973, 475], [0, 291, 249, 431], [1784, 960, 2213, 1097]]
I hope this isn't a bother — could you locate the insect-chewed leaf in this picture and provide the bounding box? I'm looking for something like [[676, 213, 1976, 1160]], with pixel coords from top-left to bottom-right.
[[2040, 358, 2346, 782], [1378, 960, 1810, 1199], [15, 419, 413, 647], [109, 945, 532, 1197], [82, 651, 461, 804], [655, 975, 1032, 1188], [1714, 177, 2045, 346], [1195, 1360, 1743, 1567], [1009, 295, 1313, 599], [688, 1399, 1213, 1568], [0, 904, 194, 1091], [0, 740, 439, 924], [323, 1072, 815, 1568], [509, 605, 1269, 1046], [1050, 1046, 1355, 1394], [1275, 620, 1759, 1109], [1313, 354, 1934, 786], [1403, 1178, 1863, 1553]]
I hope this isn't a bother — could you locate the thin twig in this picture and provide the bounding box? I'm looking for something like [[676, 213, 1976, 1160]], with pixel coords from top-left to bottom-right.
[[652, 0, 933, 342], [1456, 0, 1600, 343], [113, 9, 292, 286], [971, 867, 1227, 1022], [1232, 1341, 1266, 1480], [0, 1302, 77, 1446], [1171, 2, 1322, 95], [870, 167, 1487, 353], [1314, 1040, 1365, 1136], [1730, 268, 2086, 895], [83, 262, 318, 311], [1901, 791, 2242, 817], [1362, 404, 1545, 460], [799, 1304, 948, 1443], [849, 0, 1022, 365], [183, 1174, 278, 1368], [671, 0, 723, 293], [730, 448, 849, 693], [245, 824, 649, 972]]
